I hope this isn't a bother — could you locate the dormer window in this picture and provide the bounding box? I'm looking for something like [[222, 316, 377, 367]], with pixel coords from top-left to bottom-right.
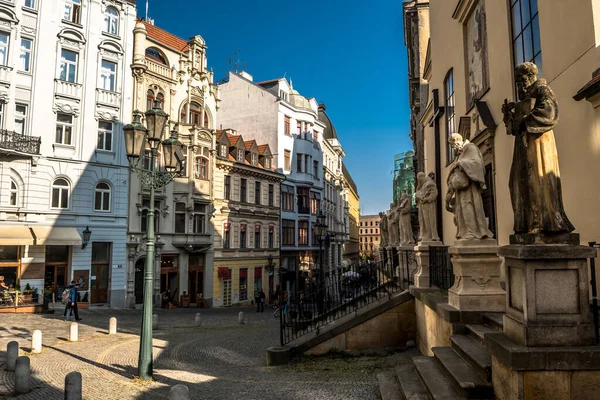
[[251, 153, 257, 166], [279, 90, 288, 101], [264, 157, 271, 169], [219, 144, 228, 158], [64, 0, 82, 24], [237, 149, 244, 162]]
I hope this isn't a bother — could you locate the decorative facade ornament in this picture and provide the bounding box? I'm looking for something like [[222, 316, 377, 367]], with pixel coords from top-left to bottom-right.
[[53, 101, 80, 116], [95, 109, 119, 121]]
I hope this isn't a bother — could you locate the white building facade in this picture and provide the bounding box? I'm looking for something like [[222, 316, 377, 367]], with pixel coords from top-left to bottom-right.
[[0, 0, 136, 308], [218, 72, 325, 295]]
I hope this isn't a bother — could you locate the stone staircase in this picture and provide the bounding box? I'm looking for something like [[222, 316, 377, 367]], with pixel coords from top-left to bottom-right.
[[377, 313, 503, 400]]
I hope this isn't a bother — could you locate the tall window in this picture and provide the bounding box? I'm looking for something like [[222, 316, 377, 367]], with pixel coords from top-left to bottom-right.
[[311, 192, 321, 215], [444, 69, 456, 163], [268, 184, 274, 207], [264, 157, 271, 169], [14, 104, 27, 135], [24, 0, 36, 9], [255, 181, 261, 204], [194, 148, 209, 179], [0, 103, 3, 128], [224, 176, 231, 200], [103, 7, 119, 35], [511, 0, 541, 73], [284, 150, 291, 170], [297, 187, 310, 214], [219, 144, 228, 158], [298, 221, 309, 246], [282, 220, 295, 246], [297, 121, 302, 135], [240, 224, 247, 248], [313, 160, 319, 178], [19, 38, 32, 72], [9, 179, 17, 206], [94, 182, 111, 212], [254, 226, 261, 249], [97, 121, 113, 151], [240, 178, 247, 202], [140, 199, 160, 233], [146, 89, 154, 110], [189, 102, 202, 125], [55, 113, 73, 145], [251, 153, 257, 165], [64, 0, 82, 24], [0, 33, 9, 66], [297, 153, 303, 172], [268, 226, 274, 248], [156, 93, 164, 110], [223, 223, 231, 248], [175, 202, 186, 233], [60, 49, 78, 83], [284, 115, 290, 135], [193, 203, 206, 234], [281, 185, 294, 211], [237, 149, 244, 163], [100, 60, 117, 91], [51, 178, 70, 209]]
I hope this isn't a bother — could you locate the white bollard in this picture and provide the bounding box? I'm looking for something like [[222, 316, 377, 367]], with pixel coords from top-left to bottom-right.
[[14, 356, 30, 394], [168, 384, 190, 400], [195, 313, 201, 326], [109, 317, 117, 335], [69, 322, 78, 342], [32, 330, 42, 354], [238, 311, 244, 324], [152, 314, 158, 329]]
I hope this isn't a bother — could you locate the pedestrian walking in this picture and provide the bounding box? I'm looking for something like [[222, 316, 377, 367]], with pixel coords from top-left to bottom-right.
[[254, 287, 260, 312], [258, 289, 266, 313], [65, 282, 82, 322]]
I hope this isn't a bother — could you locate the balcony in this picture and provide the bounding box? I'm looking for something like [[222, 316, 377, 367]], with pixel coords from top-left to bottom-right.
[[96, 88, 121, 108], [0, 65, 12, 84], [0, 129, 41, 156], [144, 58, 175, 81], [172, 233, 212, 252], [55, 79, 82, 100]]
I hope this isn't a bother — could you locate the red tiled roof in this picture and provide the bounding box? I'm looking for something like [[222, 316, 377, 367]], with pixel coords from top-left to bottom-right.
[[574, 70, 600, 101], [140, 20, 188, 53], [227, 133, 241, 146], [244, 140, 257, 151], [215, 130, 224, 140], [257, 144, 268, 154], [228, 154, 236, 162]]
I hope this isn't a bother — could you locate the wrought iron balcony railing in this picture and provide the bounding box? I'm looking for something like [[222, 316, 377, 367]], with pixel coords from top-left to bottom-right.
[[0, 129, 41, 155]]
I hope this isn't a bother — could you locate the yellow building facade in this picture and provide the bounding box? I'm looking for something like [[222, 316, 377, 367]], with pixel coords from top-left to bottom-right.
[[343, 163, 360, 262]]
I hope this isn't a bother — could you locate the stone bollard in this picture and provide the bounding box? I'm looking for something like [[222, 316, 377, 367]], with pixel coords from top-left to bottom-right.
[[6, 341, 18, 371], [14, 356, 30, 394], [152, 314, 158, 329], [32, 330, 42, 354], [238, 311, 244, 324], [65, 371, 82, 400], [109, 317, 117, 335], [195, 313, 201, 326], [69, 322, 78, 342], [168, 384, 190, 400]]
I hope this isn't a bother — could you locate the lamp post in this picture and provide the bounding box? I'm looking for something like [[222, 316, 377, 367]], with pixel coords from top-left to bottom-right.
[[123, 103, 183, 380], [313, 211, 328, 313]]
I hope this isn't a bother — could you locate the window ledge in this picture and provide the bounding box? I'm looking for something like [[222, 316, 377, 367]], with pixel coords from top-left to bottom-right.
[[21, 6, 37, 14], [0, 0, 15, 7], [61, 20, 83, 29], [53, 143, 75, 150], [101, 31, 121, 40], [93, 209, 111, 213], [16, 70, 32, 77]]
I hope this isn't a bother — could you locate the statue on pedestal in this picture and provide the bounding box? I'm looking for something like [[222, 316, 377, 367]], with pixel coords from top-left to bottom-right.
[[399, 192, 414, 245], [501, 62, 575, 239], [379, 211, 389, 248], [446, 133, 494, 240], [388, 202, 400, 247], [415, 172, 440, 242]]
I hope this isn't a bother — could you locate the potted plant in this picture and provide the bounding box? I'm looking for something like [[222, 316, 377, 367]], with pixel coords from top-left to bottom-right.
[[22, 284, 33, 303]]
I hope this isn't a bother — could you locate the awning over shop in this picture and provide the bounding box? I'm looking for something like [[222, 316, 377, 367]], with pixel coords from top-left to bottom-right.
[[31, 227, 82, 246], [0, 226, 34, 245]]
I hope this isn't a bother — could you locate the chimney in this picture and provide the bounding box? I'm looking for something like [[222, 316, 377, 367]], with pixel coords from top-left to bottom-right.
[[239, 71, 253, 82]]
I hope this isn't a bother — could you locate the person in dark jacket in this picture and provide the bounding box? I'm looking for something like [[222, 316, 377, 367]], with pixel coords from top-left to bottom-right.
[[258, 289, 266, 313], [65, 282, 82, 322]]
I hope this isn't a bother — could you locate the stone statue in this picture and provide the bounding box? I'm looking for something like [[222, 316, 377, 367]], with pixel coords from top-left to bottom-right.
[[501, 62, 574, 237], [415, 172, 440, 242], [446, 133, 494, 240], [379, 211, 389, 248], [399, 192, 414, 245], [388, 202, 400, 246]]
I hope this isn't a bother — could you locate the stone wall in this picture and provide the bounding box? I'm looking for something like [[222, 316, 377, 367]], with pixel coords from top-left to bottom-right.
[[304, 299, 416, 355], [414, 296, 452, 356]]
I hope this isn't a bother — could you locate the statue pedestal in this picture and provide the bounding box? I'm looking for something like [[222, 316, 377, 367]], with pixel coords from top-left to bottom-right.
[[448, 239, 505, 312], [499, 244, 596, 346], [414, 241, 443, 288]]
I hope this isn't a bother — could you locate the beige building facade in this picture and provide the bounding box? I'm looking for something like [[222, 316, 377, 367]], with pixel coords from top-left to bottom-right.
[[405, 0, 600, 246], [359, 214, 381, 259], [343, 163, 360, 263]]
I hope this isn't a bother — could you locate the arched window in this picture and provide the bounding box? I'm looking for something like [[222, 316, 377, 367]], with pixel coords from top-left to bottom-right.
[[180, 101, 203, 125], [94, 182, 111, 212], [156, 92, 164, 110], [145, 47, 168, 65], [103, 7, 119, 35], [194, 147, 209, 180], [51, 178, 70, 209], [9, 179, 17, 206], [146, 89, 154, 110]]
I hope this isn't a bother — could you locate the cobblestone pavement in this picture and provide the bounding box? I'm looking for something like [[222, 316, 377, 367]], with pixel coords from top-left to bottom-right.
[[0, 306, 418, 399]]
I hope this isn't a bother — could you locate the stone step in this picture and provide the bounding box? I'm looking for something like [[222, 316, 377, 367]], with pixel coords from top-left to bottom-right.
[[432, 347, 494, 399], [465, 324, 497, 345], [395, 364, 430, 400], [413, 356, 464, 400], [450, 334, 492, 382], [483, 313, 503, 331], [377, 370, 404, 400]]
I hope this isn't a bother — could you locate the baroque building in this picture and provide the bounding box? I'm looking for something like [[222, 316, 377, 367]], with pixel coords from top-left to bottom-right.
[[127, 19, 219, 308], [0, 0, 136, 308], [211, 129, 284, 307], [359, 214, 381, 259], [342, 162, 360, 263]]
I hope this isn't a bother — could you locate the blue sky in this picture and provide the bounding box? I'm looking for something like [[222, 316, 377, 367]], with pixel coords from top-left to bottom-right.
[[142, 0, 412, 215]]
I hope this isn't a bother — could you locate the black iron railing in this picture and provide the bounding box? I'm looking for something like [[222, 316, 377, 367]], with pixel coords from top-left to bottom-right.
[[430, 245, 454, 290], [398, 249, 418, 290], [589, 242, 599, 344], [0, 129, 41, 155], [279, 260, 401, 346]]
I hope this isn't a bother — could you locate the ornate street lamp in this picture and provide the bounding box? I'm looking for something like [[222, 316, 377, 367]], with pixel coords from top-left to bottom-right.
[[313, 210, 328, 314], [81, 226, 92, 249], [123, 101, 183, 380]]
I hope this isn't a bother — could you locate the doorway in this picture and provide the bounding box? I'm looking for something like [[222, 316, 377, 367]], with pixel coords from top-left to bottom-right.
[[134, 259, 144, 304], [189, 269, 204, 302], [91, 242, 111, 304], [222, 279, 232, 307], [45, 246, 69, 301]]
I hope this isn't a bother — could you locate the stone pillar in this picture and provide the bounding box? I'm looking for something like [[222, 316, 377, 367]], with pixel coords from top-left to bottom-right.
[[6, 341, 18, 371], [69, 323, 78, 342], [65, 371, 82, 400], [14, 356, 30, 394], [31, 330, 42, 354], [109, 317, 117, 335], [413, 241, 442, 288], [499, 243, 596, 346], [168, 384, 190, 400], [447, 239, 505, 312]]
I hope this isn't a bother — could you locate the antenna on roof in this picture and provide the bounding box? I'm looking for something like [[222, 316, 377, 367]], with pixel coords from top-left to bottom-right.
[[145, 0, 154, 25], [228, 49, 241, 72]]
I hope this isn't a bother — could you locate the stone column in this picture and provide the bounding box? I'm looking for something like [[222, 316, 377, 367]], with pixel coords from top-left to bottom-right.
[[499, 243, 596, 346], [447, 239, 505, 312], [413, 241, 442, 288], [126, 250, 136, 309]]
